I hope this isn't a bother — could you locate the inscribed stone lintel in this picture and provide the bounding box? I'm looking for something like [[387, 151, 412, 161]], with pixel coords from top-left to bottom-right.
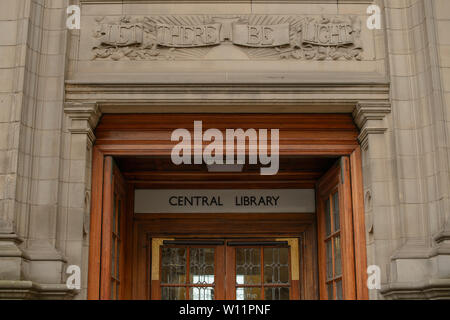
[[91, 15, 363, 61]]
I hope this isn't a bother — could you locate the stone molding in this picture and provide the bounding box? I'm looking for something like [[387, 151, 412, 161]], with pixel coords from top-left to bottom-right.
[[64, 102, 102, 146], [0, 234, 23, 258], [352, 101, 391, 149], [0, 281, 76, 300], [381, 280, 450, 300]]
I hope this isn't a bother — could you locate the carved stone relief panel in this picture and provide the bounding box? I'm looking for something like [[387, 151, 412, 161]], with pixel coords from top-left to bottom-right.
[[91, 15, 363, 61]]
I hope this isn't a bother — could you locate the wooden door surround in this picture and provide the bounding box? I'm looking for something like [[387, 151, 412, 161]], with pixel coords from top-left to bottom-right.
[[87, 113, 368, 300]]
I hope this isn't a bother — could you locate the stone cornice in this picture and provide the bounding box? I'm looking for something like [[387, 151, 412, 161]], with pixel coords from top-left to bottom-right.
[[64, 80, 390, 111], [353, 101, 391, 129], [64, 102, 101, 145], [353, 100, 391, 149]]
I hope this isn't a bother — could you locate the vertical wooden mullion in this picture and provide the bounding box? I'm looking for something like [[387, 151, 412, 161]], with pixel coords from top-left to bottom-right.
[[157, 245, 162, 300], [87, 147, 104, 300], [288, 246, 293, 300], [350, 146, 369, 300], [315, 190, 327, 300], [329, 194, 336, 299], [100, 156, 113, 300], [215, 245, 226, 300], [123, 184, 134, 299], [261, 247, 264, 300], [186, 247, 190, 300], [340, 156, 356, 299], [226, 245, 235, 300]]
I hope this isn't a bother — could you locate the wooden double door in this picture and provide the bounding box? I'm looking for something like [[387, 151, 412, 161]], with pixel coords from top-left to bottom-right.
[[151, 239, 300, 300]]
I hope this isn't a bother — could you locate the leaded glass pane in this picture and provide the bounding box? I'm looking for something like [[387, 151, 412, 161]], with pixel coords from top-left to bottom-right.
[[116, 240, 120, 279], [327, 283, 334, 300], [161, 247, 186, 284], [236, 248, 261, 285], [111, 238, 115, 277], [110, 280, 114, 300], [263, 248, 289, 284], [117, 199, 121, 236], [332, 192, 340, 232], [326, 240, 333, 280], [325, 198, 331, 236], [334, 236, 341, 277], [161, 287, 186, 300], [335, 280, 343, 300], [264, 287, 290, 300], [112, 194, 116, 234], [236, 287, 261, 300], [190, 248, 215, 285], [190, 287, 214, 300]]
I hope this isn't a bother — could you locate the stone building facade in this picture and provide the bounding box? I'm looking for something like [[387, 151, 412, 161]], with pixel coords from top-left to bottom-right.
[[0, 0, 449, 300]]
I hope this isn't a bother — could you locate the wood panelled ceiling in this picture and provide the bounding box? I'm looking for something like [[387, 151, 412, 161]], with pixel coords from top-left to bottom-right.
[[116, 156, 338, 188]]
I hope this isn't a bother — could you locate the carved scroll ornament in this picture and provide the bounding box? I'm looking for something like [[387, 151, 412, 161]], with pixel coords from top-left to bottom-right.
[[92, 15, 363, 61]]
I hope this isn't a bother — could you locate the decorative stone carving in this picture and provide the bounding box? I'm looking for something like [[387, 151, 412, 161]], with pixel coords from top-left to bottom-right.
[[92, 15, 363, 61]]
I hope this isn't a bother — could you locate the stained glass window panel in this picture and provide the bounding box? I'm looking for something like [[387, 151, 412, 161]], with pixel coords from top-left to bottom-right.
[[263, 248, 289, 284], [161, 247, 186, 284], [264, 287, 290, 300], [326, 240, 333, 280], [334, 236, 341, 277], [190, 248, 215, 285], [236, 287, 261, 300], [325, 198, 331, 236], [335, 280, 343, 300], [161, 287, 186, 300], [332, 192, 340, 232], [190, 287, 214, 300], [236, 248, 261, 285], [327, 283, 334, 300]]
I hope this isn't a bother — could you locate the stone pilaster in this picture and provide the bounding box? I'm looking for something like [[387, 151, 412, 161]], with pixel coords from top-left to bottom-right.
[[353, 100, 393, 300], [62, 102, 100, 299], [379, 0, 450, 299]]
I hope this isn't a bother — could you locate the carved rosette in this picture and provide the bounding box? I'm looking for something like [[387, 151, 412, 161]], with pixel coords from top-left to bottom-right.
[[92, 15, 363, 61]]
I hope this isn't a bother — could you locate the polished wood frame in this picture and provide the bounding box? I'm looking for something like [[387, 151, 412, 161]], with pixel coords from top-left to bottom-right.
[[87, 114, 368, 300], [316, 158, 355, 299]]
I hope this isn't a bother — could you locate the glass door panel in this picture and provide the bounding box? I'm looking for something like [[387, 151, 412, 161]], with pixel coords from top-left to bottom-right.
[[234, 246, 291, 300], [160, 246, 216, 300], [152, 238, 299, 300]]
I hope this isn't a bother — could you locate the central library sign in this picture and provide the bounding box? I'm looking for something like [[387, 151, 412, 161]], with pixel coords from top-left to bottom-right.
[[134, 189, 315, 213]]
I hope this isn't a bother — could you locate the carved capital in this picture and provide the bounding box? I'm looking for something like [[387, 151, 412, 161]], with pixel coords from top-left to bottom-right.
[[353, 101, 391, 149], [64, 102, 101, 145]]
